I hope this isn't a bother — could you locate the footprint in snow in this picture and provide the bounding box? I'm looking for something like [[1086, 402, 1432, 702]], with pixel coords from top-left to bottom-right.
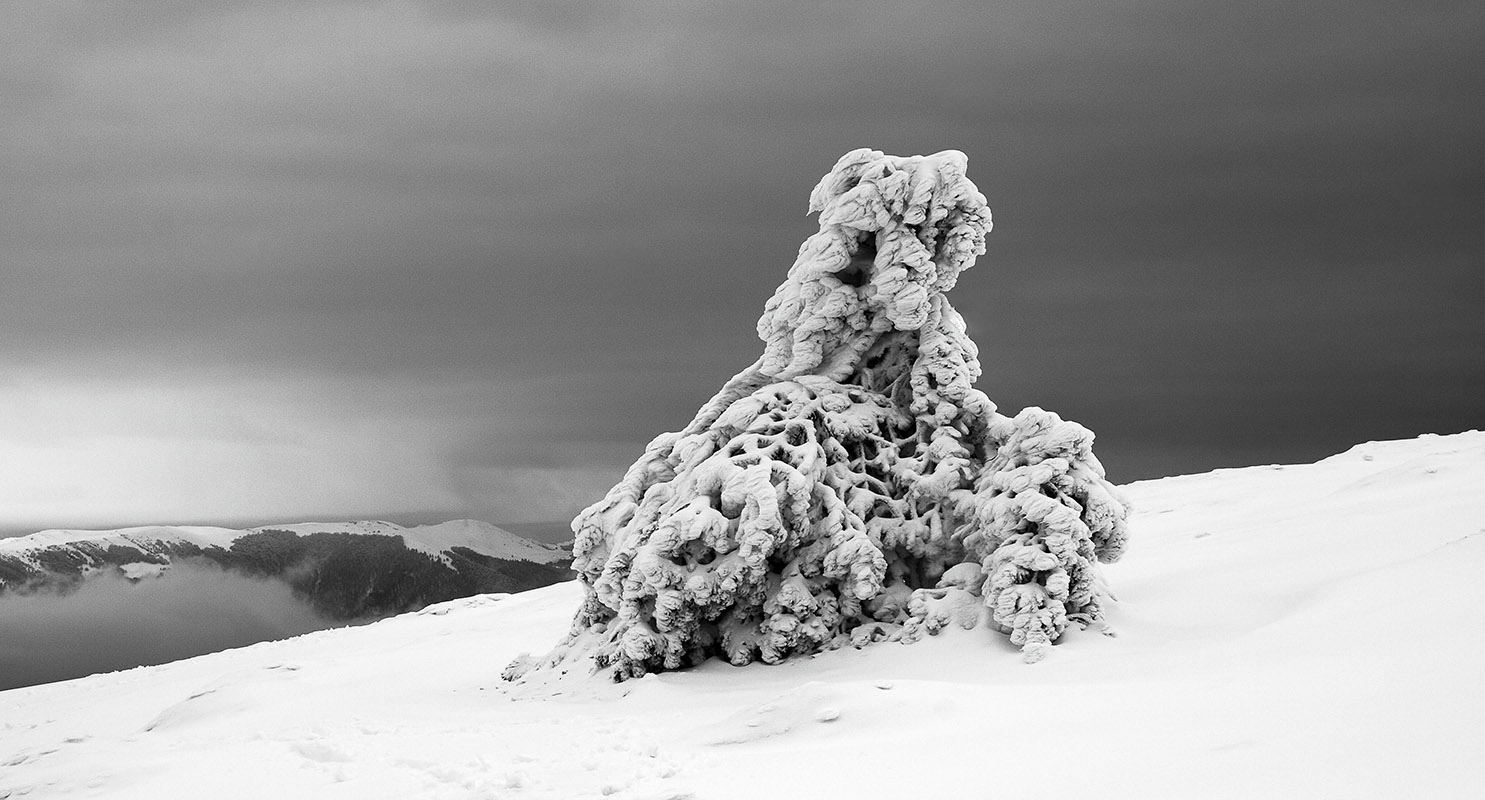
[[291, 738, 353, 763], [692, 681, 857, 745]]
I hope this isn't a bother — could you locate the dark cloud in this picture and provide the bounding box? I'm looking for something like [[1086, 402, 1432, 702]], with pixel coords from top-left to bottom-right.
[[0, 0, 1480, 529]]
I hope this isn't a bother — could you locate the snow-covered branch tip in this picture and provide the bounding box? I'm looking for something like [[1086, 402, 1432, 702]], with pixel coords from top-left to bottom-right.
[[504, 148, 1131, 682]]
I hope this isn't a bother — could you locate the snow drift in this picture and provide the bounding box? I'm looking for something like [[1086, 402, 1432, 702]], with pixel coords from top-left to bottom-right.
[[513, 149, 1129, 680]]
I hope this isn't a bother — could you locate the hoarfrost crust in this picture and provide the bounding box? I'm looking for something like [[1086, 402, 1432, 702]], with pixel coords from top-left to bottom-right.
[[507, 149, 1130, 682]]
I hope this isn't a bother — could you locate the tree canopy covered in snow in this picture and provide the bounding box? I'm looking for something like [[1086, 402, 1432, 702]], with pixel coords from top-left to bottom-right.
[[508, 149, 1130, 682]]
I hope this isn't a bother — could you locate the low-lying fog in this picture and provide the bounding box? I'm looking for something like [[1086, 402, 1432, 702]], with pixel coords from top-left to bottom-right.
[[0, 562, 358, 692]]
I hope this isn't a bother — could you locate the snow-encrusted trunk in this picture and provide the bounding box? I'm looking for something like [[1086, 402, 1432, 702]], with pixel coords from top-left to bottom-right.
[[506, 149, 1130, 682]]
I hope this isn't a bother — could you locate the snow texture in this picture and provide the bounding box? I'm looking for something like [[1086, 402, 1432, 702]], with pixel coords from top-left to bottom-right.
[[515, 149, 1130, 680], [3, 432, 1482, 800]]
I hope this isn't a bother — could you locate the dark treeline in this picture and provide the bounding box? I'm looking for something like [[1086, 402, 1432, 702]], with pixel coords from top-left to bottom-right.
[[211, 530, 571, 619]]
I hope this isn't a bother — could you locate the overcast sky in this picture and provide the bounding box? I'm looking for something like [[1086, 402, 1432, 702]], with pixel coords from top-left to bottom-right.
[[1, 1, 1480, 536]]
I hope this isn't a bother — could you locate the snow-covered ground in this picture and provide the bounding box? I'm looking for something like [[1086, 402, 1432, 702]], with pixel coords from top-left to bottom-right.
[[3, 432, 1482, 799]]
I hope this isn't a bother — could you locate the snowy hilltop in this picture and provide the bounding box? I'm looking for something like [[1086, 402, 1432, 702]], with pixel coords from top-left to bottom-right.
[[512, 149, 1128, 681], [0, 519, 570, 619], [2, 432, 1481, 799]]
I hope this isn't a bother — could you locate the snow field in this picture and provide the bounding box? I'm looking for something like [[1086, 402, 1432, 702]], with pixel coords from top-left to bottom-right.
[[2, 432, 1482, 799]]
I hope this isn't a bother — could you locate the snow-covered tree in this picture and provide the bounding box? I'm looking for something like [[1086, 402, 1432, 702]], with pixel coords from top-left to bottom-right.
[[506, 149, 1130, 682]]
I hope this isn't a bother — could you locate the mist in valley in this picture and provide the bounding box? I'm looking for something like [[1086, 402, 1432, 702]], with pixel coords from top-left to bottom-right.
[[0, 561, 352, 692]]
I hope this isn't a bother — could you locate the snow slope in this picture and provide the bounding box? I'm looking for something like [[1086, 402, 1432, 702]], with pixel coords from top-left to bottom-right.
[[1, 524, 245, 564], [2, 432, 1482, 799], [402, 520, 570, 566]]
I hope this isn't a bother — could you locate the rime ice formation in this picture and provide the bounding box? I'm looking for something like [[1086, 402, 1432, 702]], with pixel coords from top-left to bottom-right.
[[509, 149, 1130, 681]]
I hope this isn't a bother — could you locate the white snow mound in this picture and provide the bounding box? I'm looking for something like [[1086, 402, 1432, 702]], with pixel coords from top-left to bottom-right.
[[1, 431, 1481, 799]]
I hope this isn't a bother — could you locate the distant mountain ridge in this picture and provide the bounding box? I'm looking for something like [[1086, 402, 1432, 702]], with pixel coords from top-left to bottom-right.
[[0, 519, 572, 619]]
